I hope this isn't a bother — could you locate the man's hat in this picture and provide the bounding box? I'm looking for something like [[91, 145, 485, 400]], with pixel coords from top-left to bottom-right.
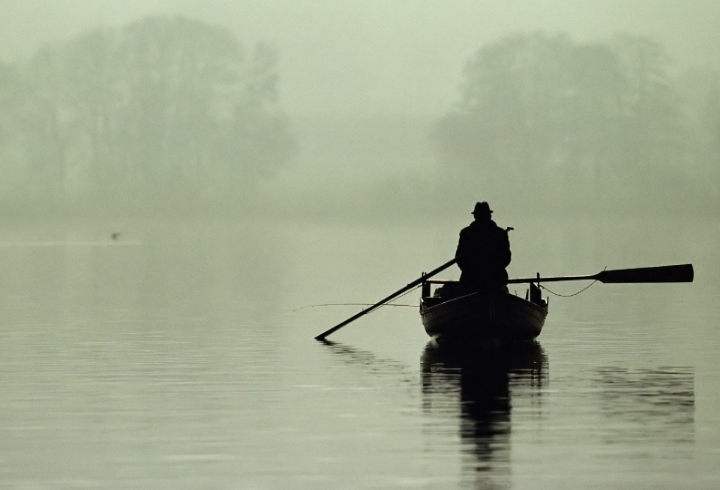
[[472, 201, 493, 216]]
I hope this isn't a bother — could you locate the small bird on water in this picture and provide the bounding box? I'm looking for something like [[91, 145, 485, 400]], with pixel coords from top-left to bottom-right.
[[111, 232, 120, 240]]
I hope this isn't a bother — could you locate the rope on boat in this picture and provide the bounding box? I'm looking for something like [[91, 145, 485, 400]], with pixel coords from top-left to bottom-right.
[[538, 277, 601, 297]]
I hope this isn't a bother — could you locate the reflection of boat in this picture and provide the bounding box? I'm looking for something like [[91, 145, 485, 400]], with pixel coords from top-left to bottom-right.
[[421, 341, 547, 394], [420, 280, 548, 344], [421, 341, 546, 479]]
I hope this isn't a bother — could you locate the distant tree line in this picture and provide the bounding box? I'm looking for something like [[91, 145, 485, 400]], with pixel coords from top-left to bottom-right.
[[433, 33, 720, 214], [0, 15, 295, 211]]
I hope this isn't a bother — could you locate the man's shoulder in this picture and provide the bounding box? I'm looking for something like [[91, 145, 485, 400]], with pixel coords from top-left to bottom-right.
[[489, 220, 506, 233], [460, 220, 507, 236], [459, 224, 475, 237]]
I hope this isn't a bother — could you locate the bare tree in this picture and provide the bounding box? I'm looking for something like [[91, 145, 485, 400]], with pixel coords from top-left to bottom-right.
[[0, 15, 295, 210]]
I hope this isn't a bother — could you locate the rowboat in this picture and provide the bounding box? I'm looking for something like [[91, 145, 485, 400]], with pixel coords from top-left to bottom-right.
[[420, 280, 548, 344], [315, 262, 691, 342]]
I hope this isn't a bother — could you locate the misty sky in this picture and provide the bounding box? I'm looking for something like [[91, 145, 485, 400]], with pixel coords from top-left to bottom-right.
[[2, 0, 719, 116]]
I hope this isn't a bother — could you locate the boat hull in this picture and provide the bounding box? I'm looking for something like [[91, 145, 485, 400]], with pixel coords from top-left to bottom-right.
[[420, 291, 547, 344]]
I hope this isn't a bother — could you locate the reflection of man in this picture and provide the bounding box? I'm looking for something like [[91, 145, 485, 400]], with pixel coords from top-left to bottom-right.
[[456, 202, 511, 293]]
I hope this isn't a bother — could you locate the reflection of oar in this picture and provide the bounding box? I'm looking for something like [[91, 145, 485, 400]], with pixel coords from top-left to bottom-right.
[[314, 257, 458, 341], [508, 264, 694, 284]]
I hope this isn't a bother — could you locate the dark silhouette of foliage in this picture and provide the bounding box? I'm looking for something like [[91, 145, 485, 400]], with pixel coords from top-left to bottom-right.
[[433, 32, 710, 214], [0, 15, 295, 210], [678, 68, 720, 198]]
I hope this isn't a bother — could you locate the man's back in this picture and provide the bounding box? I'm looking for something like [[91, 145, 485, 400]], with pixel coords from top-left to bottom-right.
[[456, 206, 511, 292]]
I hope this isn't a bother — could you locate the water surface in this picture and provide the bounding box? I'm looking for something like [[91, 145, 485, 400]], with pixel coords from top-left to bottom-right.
[[0, 217, 717, 489]]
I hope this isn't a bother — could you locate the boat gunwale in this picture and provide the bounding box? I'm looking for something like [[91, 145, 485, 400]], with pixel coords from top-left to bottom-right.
[[421, 289, 548, 316]]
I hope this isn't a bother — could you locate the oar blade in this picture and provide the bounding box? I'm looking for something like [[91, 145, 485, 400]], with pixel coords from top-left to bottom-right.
[[597, 264, 694, 284]]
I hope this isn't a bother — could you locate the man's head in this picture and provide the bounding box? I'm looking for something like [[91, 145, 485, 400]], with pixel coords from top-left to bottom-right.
[[472, 201, 493, 220]]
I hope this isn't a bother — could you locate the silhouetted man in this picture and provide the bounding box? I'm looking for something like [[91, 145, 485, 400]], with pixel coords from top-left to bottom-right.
[[456, 202, 511, 293]]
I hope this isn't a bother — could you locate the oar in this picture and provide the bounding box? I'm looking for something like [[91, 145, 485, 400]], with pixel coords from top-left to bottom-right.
[[508, 264, 694, 284], [314, 257, 458, 341]]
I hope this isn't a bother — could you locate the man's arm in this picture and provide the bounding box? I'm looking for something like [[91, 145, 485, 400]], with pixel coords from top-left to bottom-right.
[[500, 229, 511, 267]]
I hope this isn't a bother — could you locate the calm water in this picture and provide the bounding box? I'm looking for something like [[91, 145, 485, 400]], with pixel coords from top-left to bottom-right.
[[0, 216, 718, 489]]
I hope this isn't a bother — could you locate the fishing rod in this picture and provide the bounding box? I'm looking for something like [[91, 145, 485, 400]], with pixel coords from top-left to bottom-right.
[[294, 303, 416, 313]]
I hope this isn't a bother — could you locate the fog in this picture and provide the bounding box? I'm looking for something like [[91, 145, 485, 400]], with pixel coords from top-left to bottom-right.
[[1, 5, 719, 487], [3, 1, 720, 115], [1, 0, 719, 220]]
